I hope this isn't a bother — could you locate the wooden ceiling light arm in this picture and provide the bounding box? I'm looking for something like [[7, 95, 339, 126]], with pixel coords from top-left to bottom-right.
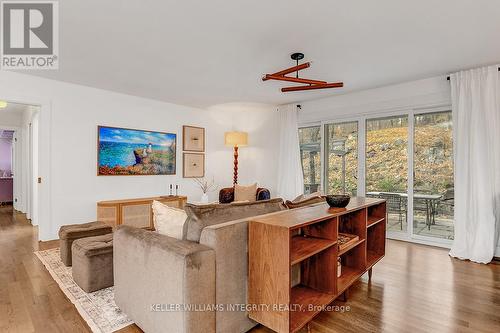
[[281, 82, 344, 92], [263, 53, 344, 92], [262, 62, 311, 80], [263, 74, 326, 85]]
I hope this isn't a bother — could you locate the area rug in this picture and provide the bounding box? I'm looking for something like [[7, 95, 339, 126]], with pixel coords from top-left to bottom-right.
[[34, 248, 133, 333]]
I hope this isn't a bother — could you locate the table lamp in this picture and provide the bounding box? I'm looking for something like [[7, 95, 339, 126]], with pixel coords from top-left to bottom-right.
[[224, 131, 248, 185]]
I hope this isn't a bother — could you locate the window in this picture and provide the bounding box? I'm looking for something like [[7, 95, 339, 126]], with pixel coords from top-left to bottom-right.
[[413, 111, 454, 239], [298, 126, 321, 194], [325, 122, 358, 196], [366, 116, 409, 232]]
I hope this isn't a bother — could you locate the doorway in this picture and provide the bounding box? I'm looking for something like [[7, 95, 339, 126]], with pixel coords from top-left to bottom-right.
[[0, 100, 40, 225], [0, 129, 14, 206]]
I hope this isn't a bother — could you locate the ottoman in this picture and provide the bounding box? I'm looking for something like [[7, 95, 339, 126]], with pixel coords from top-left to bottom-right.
[[59, 221, 112, 266], [72, 233, 114, 293]]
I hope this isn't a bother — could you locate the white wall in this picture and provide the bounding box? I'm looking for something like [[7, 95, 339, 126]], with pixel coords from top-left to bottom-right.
[[0, 72, 278, 240], [20, 109, 40, 224], [299, 75, 451, 124], [15, 107, 35, 217], [0, 111, 22, 127], [206, 103, 279, 194]]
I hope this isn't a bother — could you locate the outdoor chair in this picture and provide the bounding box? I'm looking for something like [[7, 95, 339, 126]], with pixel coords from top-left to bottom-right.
[[378, 193, 406, 230], [441, 188, 454, 206], [437, 188, 454, 217], [413, 196, 433, 230]]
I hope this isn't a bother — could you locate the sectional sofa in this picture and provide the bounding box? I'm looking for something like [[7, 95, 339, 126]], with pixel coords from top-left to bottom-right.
[[114, 198, 297, 333]]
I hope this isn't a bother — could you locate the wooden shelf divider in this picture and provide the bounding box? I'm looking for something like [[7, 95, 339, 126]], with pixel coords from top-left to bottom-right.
[[289, 285, 334, 333], [367, 250, 384, 268], [338, 238, 365, 256], [249, 197, 386, 333], [291, 236, 336, 265], [337, 265, 365, 295], [367, 216, 385, 228]]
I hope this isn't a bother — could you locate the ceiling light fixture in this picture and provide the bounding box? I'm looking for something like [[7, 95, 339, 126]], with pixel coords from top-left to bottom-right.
[[263, 53, 344, 92], [0, 100, 7, 109]]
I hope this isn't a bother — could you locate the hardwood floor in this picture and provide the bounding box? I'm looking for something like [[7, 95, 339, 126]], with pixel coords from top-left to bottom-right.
[[0, 204, 499, 333], [0, 205, 90, 332]]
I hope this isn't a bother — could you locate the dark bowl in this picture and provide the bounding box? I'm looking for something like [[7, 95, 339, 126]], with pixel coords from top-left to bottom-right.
[[325, 195, 351, 208]]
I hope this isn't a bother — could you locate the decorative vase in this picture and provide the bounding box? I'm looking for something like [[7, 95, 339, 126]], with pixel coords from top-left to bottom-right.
[[201, 193, 209, 203]]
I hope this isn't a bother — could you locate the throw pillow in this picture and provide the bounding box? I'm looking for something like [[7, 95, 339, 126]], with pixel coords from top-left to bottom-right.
[[151, 200, 187, 240], [286, 192, 326, 209], [184, 198, 286, 242], [291, 191, 324, 203], [234, 183, 257, 202]]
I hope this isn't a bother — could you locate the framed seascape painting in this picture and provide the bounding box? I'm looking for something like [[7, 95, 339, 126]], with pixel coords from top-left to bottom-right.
[[98, 126, 176, 176]]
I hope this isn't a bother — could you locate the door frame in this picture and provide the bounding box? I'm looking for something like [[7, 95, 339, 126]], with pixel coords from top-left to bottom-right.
[[0, 94, 52, 241]]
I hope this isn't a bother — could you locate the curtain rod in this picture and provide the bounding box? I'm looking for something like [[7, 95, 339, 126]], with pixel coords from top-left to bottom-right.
[[276, 104, 301, 111], [447, 67, 500, 81]]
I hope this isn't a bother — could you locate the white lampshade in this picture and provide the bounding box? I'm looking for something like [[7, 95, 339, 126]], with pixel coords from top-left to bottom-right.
[[225, 131, 248, 147]]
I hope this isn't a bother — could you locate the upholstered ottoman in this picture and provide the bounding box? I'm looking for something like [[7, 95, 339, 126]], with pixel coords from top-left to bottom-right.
[[72, 233, 114, 293], [59, 221, 112, 266]]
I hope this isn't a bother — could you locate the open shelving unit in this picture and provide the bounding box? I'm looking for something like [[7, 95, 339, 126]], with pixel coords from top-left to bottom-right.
[[249, 197, 387, 333]]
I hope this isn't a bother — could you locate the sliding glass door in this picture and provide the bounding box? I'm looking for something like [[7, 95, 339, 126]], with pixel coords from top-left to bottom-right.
[[324, 121, 358, 196], [366, 116, 409, 233], [413, 111, 454, 240]]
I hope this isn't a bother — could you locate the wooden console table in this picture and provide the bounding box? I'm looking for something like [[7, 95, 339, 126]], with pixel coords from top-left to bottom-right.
[[249, 197, 386, 333], [97, 196, 187, 229]]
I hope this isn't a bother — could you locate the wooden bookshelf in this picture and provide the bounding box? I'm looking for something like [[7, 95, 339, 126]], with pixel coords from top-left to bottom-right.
[[249, 197, 386, 333]]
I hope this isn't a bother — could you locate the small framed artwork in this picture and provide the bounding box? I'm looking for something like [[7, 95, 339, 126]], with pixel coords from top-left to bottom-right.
[[183, 153, 205, 178], [183, 125, 205, 152]]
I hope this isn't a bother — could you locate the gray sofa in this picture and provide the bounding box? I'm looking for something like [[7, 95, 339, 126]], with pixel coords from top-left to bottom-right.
[[114, 198, 289, 333]]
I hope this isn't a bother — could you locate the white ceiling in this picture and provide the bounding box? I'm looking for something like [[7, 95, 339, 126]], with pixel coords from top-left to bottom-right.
[[27, 0, 500, 108]]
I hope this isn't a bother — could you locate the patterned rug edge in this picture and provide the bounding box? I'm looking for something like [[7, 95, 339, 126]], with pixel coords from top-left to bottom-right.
[[34, 249, 132, 333]]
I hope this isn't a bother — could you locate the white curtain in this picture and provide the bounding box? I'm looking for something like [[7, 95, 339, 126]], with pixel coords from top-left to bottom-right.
[[276, 104, 304, 200], [449, 65, 500, 264]]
